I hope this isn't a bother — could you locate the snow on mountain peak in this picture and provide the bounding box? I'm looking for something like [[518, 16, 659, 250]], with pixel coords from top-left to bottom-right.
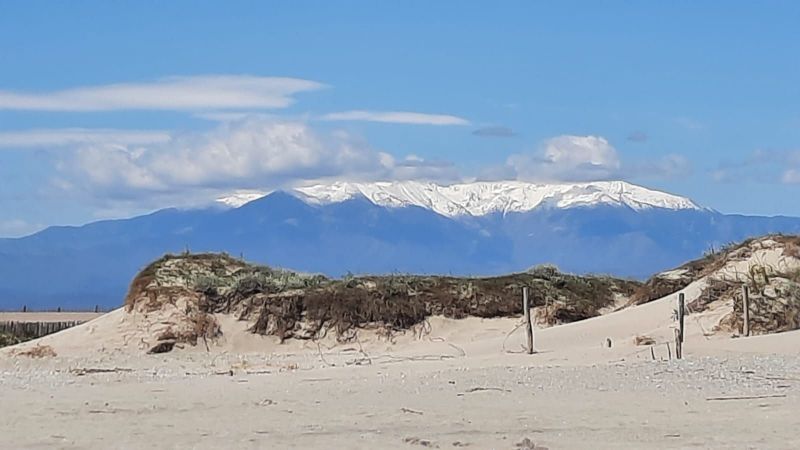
[[217, 180, 702, 216], [215, 190, 268, 208]]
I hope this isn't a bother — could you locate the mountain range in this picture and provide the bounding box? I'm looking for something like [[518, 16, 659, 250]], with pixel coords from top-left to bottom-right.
[[2, 180, 800, 310]]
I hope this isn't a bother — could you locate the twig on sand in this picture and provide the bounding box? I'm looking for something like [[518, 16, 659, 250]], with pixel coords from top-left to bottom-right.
[[88, 409, 120, 414], [706, 394, 786, 401], [351, 334, 373, 366], [401, 407, 424, 415], [457, 386, 511, 396], [378, 354, 457, 364], [316, 341, 334, 367], [70, 367, 133, 376], [502, 320, 526, 354], [429, 337, 466, 358]]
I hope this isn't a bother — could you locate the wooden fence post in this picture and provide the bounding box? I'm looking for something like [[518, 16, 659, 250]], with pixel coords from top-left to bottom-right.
[[678, 293, 685, 344], [675, 292, 685, 359], [523, 287, 534, 354], [742, 285, 750, 337]]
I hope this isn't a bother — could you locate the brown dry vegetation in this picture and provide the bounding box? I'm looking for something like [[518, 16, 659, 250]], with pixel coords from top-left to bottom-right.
[[11, 344, 57, 358], [0, 332, 21, 348], [631, 234, 800, 307], [630, 234, 800, 336], [124, 254, 640, 348]]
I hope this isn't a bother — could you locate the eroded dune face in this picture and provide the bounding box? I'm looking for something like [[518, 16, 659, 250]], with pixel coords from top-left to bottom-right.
[[120, 254, 639, 354], [633, 235, 800, 335]]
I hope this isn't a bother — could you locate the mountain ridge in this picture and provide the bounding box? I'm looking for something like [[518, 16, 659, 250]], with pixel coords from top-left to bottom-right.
[[217, 180, 704, 216], [2, 182, 800, 310]]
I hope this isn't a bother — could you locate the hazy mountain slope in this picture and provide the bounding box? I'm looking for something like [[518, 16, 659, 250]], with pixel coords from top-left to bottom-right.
[[0, 193, 510, 309]]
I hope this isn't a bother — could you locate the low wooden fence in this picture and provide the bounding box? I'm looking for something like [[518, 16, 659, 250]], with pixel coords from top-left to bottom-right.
[[0, 321, 85, 341]]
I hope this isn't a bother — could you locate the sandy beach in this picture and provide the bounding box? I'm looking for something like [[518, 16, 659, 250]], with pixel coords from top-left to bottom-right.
[[2, 300, 799, 449], [2, 237, 799, 449]]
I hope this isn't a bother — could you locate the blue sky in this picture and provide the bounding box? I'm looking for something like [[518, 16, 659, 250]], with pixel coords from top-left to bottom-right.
[[1, 1, 799, 236]]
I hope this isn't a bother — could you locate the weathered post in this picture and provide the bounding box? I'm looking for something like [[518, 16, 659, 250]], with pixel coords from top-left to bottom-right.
[[742, 285, 750, 337], [674, 328, 682, 359], [523, 287, 534, 354], [678, 293, 685, 344]]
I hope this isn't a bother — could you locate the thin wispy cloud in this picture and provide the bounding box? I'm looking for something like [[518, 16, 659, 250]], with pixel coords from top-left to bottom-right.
[[322, 110, 469, 126], [712, 149, 800, 185], [0, 75, 324, 111], [472, 126, 516, 137], [0, 128, 171, 148], [193, 111, 267, 122]]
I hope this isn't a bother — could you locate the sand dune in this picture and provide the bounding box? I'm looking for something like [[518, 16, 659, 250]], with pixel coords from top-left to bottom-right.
[[2, 236, 799, 448]]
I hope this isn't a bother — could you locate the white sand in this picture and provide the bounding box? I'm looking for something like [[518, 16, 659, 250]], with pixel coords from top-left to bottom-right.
[[3, 238, 799, 449], [2, 284, 799, 449]]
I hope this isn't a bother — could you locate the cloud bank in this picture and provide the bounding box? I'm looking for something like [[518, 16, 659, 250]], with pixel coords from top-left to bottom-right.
[[0, 128, 171, 148], [0, 75, 324, 111], [63, 118, 459, 201], [321, 110, 469, 126]]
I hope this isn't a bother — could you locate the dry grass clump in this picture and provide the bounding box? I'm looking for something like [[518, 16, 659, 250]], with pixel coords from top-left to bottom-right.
[[631, 234, 800, 307], [0, 332, 21, 348], [689, 278, 739, 313], [717, 276, 800, 335], [633, 335, 656, 346], [629, 277, 690, 306], [124, 252, 253, 310], [12, 344, 57, 358]]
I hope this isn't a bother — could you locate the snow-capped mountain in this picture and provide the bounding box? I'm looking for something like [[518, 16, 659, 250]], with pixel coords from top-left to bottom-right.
[[3, 180, 799, 310], [217, 180, 702, 216]]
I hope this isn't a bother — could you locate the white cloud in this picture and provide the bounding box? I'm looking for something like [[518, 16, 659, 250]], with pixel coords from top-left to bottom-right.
[[494, 135, 690, 182], [0, 219, 43, 238], [0, 128, 171, 148], [506, 135, 621, 182], [0, 75, 324, 111], [321, 110, 469, 126], [64, 118, 457, 201]]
